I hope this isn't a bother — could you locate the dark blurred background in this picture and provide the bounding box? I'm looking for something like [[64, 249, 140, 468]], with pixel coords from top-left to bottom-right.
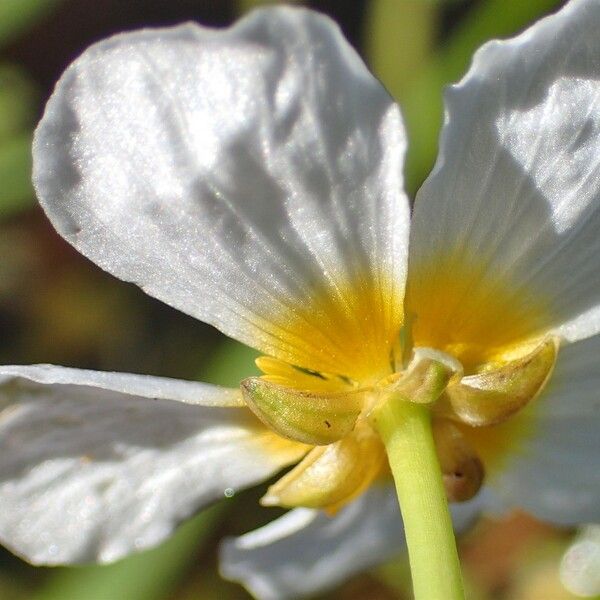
[[0, 1, 583, 598]]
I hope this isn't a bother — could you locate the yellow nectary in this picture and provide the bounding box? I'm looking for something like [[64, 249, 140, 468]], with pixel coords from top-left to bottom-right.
[[266, 274, 403, 385], [407, 255, 552, 372]]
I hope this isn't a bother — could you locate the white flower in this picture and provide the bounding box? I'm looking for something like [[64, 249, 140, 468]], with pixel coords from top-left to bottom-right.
[[1, 1, 600, 598]]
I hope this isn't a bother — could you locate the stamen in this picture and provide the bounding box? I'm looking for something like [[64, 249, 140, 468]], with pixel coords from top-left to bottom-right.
[[255, 355, 356, 392], [374, 347, 461, 410]]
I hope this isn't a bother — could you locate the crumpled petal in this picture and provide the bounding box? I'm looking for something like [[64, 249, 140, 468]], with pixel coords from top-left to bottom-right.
[[0, 365, 307, 564], [479, 333, 600, 525], [220, 483, 484, 600], [33, 6, 410, 382], [408, 0, 600, 362], [261, 423, 385, 511]]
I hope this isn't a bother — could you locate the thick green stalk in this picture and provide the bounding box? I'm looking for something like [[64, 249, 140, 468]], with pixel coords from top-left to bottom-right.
[[372, 399, 464, 600]]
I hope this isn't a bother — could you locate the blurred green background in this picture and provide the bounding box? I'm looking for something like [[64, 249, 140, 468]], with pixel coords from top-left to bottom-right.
[[0, 0, 589, 598]]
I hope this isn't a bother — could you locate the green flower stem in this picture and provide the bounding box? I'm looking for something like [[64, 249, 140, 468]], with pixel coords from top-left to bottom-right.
[[372, 398, 465, 600]]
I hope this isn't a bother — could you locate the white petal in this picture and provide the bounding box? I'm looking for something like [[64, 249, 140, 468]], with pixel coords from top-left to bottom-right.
[[483, 334, 600, 525], [33, 7, 410, 381], [0, 363, 243, 406], [219, 484, 482, 600], [560, 524, 600, 597], [408, 0, 600, 349], [0, 365, 307, 564]]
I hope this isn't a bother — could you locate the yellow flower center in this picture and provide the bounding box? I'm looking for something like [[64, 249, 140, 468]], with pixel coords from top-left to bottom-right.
[[242, 263, 558, 512]]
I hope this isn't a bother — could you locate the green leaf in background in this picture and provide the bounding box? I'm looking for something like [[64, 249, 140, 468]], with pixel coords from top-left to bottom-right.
[[32, 503, 227, 600], [0, 65, 39, 217], [197, 338, 260, 387], [0, 0, 63, 48], [0, 0, 59, 218], [0, 66, 38, 217], [0, 133, 34, 216], [0, 65, 37, 142], [236, 0, 302, 13], [367, 0, 563, 193], [364, 0, 437, 100]]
